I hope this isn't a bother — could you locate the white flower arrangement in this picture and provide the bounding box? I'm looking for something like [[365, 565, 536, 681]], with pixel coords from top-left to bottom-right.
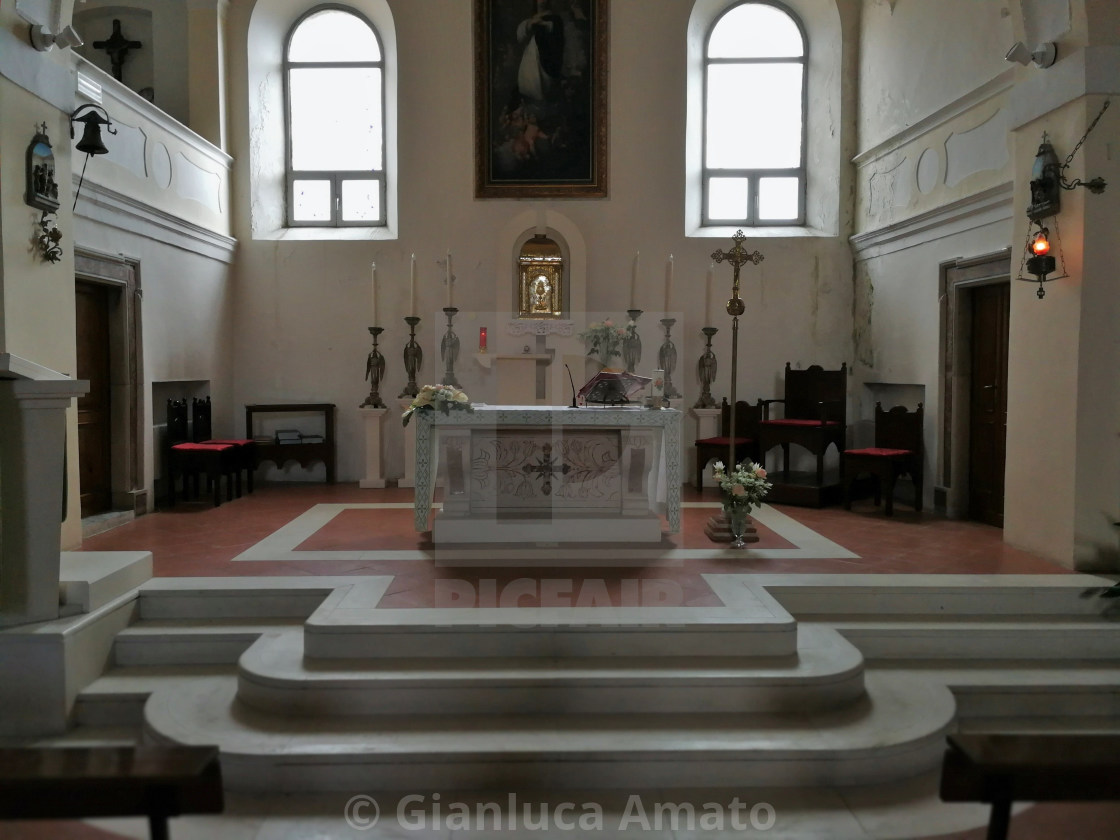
[[402, 384, 474, 426], [711, 459, 772, 511]]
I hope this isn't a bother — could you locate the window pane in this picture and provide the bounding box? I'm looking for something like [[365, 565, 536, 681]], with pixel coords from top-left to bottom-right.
[[289, 68, 382, 170], [708, 177, 750, 220], [292, 179, 331, 222], [709, 4, 804, 58], [341, 179, 380, 222], [706, 64, 802, 168], [758, 177, 799, 220], [289, 10, 380, 62]]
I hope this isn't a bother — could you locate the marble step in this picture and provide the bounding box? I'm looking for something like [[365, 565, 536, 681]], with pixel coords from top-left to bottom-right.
[[303, 577, 799, 659], [236, 624, 866, 717], [73, 665, 238, 727], [143, 669, 956, 792], [113, 619, 304, 666], [814, 620, 1120, 660], [134, 577, 361, 621]]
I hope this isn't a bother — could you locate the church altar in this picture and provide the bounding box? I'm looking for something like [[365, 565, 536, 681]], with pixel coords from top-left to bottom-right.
[[414, 405, 681, 543]]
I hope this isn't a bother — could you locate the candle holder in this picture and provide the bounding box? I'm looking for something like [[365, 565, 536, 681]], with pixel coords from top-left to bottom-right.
[[400, 316, 422, 398], [361, 326, 387, 408], [440, 307, 461, 388], [622, 309, 643, 372], [658, 318, 682, 399], [694, 326, 719, 408]]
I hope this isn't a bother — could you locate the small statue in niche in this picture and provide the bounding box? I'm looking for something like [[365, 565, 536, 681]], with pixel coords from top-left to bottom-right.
[[25, 124, 59, 212]]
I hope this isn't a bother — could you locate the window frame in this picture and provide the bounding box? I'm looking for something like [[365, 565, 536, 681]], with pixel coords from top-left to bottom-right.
[[701, 1, 808, 227], [283, 4, 386, 228]]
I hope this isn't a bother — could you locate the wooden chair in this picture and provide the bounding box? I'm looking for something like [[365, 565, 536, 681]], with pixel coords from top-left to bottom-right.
[[695, 398, 762, 489], [166, 398, 238, 507], [193, 396, 256, 494], [758, 363, 848, 492], [842, 402, 923, 516]]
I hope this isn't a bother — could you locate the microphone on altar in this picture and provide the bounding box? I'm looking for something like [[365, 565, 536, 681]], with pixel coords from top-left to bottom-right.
[[565, 364, 578, 408]]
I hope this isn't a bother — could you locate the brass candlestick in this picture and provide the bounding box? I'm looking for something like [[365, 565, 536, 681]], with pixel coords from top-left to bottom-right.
[[623, 309, 643, 372], [694, 326, 718, 408], [361, 326, 386, 408], [400, 316, 422, 398], [658, 318, 682, 399], [440, 307, 461, 388]]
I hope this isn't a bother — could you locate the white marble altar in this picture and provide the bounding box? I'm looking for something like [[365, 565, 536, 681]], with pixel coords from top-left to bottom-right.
[[414, 405, 681, 543]]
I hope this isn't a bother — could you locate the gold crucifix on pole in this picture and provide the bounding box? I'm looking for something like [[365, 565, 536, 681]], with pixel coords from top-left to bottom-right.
[[707, 230, 764, 544]]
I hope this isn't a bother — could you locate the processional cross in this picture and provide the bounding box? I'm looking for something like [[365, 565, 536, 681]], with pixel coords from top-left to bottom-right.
[[93, 19, 142, 83], [708, 230, 764, 542]]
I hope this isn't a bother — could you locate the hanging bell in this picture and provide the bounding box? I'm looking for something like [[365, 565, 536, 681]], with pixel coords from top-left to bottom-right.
[[69, 105, 115, 156]]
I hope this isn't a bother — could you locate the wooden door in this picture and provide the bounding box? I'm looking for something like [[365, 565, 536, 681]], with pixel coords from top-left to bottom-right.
[[968, 282, 1009, 527], [76, 280, 113, 517]]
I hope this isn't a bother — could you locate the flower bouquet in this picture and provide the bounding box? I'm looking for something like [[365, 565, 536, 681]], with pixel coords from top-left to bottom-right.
[[402, 384, 474, 426], [578, 318, 634, 368], [711, 459, 772, 548]]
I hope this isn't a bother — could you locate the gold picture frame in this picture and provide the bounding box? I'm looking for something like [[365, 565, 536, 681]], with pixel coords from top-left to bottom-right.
[[474, 0, 608, 198]]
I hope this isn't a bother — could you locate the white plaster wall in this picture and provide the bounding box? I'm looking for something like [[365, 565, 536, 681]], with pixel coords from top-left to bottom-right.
[[73, 216, 236, 504], [225, 0, 858, 483], [859, 0, 1013, 152]]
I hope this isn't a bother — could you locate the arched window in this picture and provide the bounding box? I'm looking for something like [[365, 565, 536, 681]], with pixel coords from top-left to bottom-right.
[[285, 6, 384, 227], [703, 2, 806, 226]]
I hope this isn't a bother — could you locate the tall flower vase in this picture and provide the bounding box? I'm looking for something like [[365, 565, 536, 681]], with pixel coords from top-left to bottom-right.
[[723, 503, 752, 549]]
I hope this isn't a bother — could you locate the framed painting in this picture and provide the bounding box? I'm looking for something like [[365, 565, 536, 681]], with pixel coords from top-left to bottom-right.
[[474, 0, 608, 198]]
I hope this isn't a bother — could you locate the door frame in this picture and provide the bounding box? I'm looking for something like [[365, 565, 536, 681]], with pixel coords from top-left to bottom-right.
[[75, 250, 146, 515], [938, 249, 1011, 520]]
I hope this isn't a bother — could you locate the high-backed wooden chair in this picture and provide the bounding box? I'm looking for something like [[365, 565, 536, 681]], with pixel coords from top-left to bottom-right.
[[842, 402, 923, 516], [694, 398, 762, 489], [194, 396, 256, 495], [759, 363, 848, 492], [167, 398, 238, 507]]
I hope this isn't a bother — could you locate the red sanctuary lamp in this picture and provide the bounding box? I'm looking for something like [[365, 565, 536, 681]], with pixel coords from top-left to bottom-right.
[[479, 326, 487, 352], [1025, 226, 1057, 299]]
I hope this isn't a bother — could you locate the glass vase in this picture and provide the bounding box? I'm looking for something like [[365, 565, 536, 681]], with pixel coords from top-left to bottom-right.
[[724, 503, 751, 549]]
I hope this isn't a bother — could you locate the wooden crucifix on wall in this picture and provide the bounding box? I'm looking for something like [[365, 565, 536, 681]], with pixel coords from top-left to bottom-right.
[[93, 19, 142, 83]]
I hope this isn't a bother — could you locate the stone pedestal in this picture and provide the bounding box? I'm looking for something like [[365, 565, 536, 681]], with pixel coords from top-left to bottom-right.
[[358, 407, 389, 488], [0, 364, 89, 627], [690, 406, 721, 488]]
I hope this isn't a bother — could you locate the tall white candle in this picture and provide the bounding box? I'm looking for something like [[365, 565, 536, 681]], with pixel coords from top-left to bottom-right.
[[631, 251, 639, 309], [371, 261, 378, 325], [706, 262, 715, 324], [446, 251, 453, 308], [665, 254, 674, 314], [409, 253, 416, 315]]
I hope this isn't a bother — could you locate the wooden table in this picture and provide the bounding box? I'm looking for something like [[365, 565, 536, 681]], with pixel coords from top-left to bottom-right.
[[0, 746, 223, 840], [245, 402, 336, 482], [940, 733, 1120, 840]]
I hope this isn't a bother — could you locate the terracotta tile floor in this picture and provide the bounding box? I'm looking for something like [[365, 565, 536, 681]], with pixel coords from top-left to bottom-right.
[[81, 482, 1072, 585], [48, 483, 1120, 838]]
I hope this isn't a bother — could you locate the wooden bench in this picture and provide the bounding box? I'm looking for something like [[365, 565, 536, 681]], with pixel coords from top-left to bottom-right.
[[0, 745, 223, 840], [940, 733, 1120, 840]]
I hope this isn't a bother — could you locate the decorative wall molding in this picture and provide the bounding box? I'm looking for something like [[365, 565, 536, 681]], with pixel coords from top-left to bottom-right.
[[507, 320, 575, 337], [853, 70, 1017, 169], [74, 180, 236, 263], [850, 183, 1014, 261]]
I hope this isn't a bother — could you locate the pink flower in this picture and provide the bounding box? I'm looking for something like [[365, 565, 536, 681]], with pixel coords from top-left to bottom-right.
[[754, 467, 767, 478], [731, 484, 746, 496]]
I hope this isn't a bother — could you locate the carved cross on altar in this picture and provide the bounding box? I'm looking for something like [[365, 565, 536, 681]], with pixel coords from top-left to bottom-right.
[[522, 443, 570, 496], [711, 229, 764, 295], [93, 19, 142, 83]]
